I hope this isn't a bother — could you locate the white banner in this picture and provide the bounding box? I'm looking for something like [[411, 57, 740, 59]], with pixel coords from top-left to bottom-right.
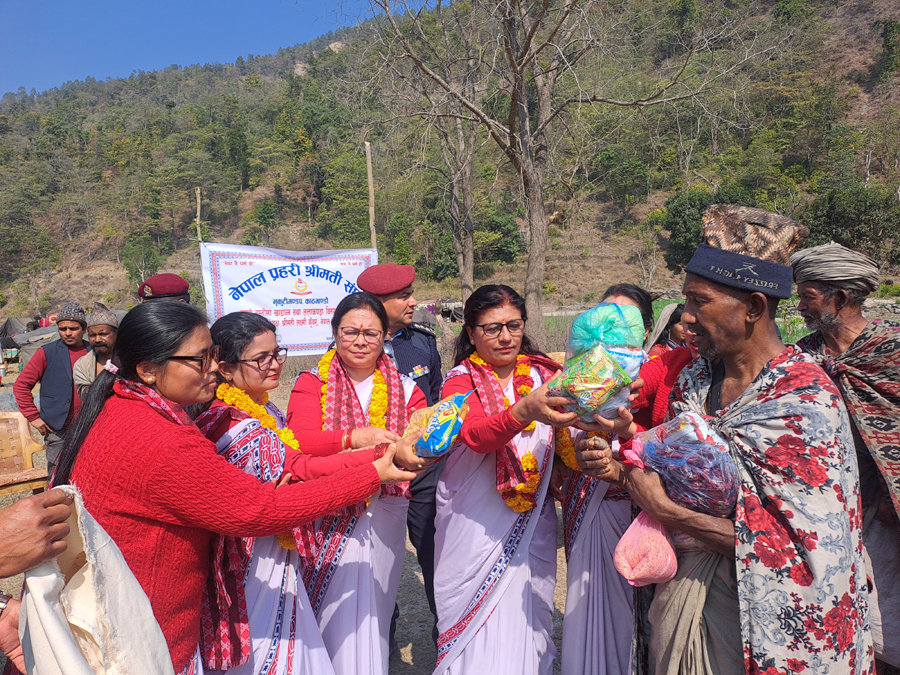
[[200, 243, 378, 355]]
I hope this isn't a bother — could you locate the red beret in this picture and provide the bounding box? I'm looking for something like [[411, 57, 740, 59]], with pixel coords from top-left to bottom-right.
[[356, 264, 416, 296], [139, 273, 190, 299]]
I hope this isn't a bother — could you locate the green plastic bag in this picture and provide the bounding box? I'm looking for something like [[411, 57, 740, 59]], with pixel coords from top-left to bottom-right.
[[550, 303, 645, 422]]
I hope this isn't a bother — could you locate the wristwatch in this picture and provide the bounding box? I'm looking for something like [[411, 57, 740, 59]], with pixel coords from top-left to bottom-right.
[[0, 592, 11, 621]]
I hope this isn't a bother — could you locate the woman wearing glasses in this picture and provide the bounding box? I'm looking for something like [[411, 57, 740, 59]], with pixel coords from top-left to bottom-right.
[[432, 284, 580, 675], [50, 302, 417, 675], [189, 311, 413, 674], [286, 292, 429, 675]]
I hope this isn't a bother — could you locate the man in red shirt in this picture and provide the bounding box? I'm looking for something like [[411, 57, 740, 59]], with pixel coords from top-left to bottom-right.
[[13, 302, 89, 473]]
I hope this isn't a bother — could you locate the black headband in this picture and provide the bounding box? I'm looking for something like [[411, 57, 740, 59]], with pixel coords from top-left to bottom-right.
[[685, 244, 793, 299]]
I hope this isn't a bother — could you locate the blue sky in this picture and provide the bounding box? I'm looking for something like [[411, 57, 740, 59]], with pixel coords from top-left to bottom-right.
[[0, 0, 372, 96]]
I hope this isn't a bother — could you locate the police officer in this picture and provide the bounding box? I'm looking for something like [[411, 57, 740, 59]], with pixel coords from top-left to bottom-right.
[[356, 263, 442, 644], [138, 273, 191, 303]]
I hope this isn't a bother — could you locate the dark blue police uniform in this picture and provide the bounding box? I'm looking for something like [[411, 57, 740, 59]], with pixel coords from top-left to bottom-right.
[[385, 321, 443, 643]]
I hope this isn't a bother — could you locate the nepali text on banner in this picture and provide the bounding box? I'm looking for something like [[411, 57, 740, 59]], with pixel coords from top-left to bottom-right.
[[201, 243, 378, 356]]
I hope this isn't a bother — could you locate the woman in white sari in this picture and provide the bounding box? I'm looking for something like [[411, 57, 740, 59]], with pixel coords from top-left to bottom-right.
[[434, 284, 580, 675], [555, 283, 654, 675], [193, 310, 419, 675], [286, 292, 431, 675]]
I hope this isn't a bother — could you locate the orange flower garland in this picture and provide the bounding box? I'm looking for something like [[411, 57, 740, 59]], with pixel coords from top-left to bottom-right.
[[216, 382, 302, 550], [469, 352, 536, 431], [217, 382, 300, 452], [503, 450, 542, 513]]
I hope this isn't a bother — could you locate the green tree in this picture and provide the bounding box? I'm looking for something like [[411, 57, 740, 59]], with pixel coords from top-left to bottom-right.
[[241, 201, 283, 245], [317, 151, 370, 246], [800, 185, 900, 267], [123, 234, 162, 285]]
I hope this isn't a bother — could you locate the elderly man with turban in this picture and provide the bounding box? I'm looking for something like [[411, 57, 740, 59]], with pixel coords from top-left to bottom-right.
[[577, 206, 873, 675], [792, 242, 900, 672], [73, 303, 119, 398]]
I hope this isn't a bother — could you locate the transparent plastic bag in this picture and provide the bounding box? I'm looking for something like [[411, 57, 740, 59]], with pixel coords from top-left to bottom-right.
[[549, 303, 647, 422], [613, 511, 678, 586], [628, 412, 738, 518], [404, 391, 472, 458]]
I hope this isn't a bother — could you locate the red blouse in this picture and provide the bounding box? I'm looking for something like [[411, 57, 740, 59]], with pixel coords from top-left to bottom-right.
[[440, 370, 527, 454]]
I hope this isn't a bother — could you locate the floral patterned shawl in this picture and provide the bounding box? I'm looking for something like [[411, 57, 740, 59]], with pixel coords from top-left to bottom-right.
[[797, 319, 900, 517], [669, 346, 873, 674]]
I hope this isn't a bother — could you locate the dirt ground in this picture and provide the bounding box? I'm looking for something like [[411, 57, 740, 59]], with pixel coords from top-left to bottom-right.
[[0, 367, 570, 674]]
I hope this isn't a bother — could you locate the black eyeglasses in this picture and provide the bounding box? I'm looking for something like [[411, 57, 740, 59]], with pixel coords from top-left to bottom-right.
[[473, 319, 526, 338], [168, 346, 219, 373], [240, 347, 288, 370]]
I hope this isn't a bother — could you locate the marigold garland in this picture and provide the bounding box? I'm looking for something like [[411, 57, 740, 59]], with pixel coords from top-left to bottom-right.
[[555, 427, 580, 472], [216, 382, 301, 550], [469, 352, 536, 432], [317, 348, 390, 431], [469, 352, 544, 512], [216, 383, 300, 451]]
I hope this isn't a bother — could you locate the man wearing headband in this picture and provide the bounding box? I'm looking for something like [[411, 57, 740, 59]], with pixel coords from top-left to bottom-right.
[[582, 206, 872, 674], [793, 241, 900, 671]]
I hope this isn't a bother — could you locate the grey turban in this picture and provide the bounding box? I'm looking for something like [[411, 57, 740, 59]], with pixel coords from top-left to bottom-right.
[[791, 242, 880, 294]]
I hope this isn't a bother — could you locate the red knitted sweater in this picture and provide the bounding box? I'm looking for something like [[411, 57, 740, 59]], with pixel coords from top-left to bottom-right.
[[631, 346, 694, 433], [69, 391, 380, 672]]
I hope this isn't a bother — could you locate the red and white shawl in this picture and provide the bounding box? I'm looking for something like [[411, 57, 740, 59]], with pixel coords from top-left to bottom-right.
[[463, 353, 560, 505]]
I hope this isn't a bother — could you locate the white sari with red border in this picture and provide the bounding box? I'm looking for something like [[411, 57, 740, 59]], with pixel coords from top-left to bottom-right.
[[432, 364, 557, 675]]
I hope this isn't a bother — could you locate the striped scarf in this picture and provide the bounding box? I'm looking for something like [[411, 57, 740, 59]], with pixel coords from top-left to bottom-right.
[[463, 353, 559, 505]]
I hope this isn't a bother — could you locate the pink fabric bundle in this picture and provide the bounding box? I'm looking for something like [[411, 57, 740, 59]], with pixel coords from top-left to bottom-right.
[[613, 443, 678, 586]]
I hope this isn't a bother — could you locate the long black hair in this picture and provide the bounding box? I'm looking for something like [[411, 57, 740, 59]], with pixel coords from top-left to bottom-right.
[[53, 301, 209, 486], [452, 284, 544, 366], [331, 292, 388, 333], [602, 283, 654, 335]]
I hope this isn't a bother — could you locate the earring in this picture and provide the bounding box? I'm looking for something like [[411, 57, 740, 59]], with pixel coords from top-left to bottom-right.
[[146, 376, 156, 384]]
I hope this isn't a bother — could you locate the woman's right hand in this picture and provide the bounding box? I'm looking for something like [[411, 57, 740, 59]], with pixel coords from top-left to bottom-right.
[[373, 444, 423, 484], [509, 374, 579, 428], [352, 426, 401, 448]]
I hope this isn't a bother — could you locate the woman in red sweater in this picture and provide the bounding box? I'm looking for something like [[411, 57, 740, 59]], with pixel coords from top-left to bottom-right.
[[285, 292, 428, 675], [49, 302, 416, 675]]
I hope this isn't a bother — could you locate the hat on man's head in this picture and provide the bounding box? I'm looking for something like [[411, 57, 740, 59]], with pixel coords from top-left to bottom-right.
[[138, 273, 190, 300], [685, 205, 809, 299], [791, 242, 880, 295], [88, 302, 119, 329], [57, 302, 86, 327], [356, 264, 416, 297]]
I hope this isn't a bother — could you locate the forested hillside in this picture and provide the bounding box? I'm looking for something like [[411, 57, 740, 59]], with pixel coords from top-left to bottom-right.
[[1, 0, 899, 317]]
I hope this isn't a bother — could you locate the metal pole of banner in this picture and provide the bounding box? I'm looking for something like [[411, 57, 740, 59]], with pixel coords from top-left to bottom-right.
[[365, 141, 377, 250]]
